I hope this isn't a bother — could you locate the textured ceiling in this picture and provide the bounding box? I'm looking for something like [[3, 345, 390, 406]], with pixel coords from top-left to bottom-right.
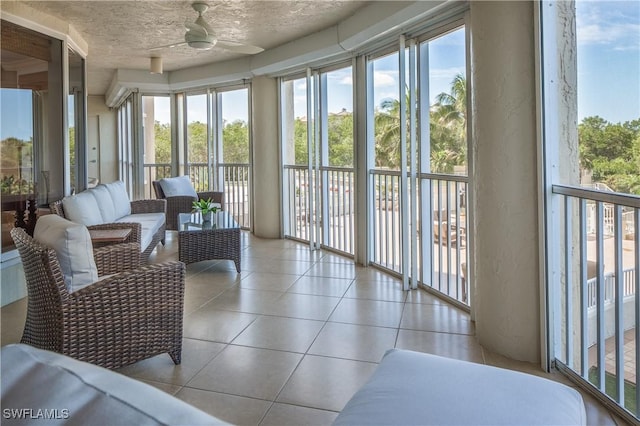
[[21, 1, 369, 95]]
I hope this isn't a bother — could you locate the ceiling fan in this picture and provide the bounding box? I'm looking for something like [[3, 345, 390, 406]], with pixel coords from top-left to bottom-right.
[[150, 2, 264, 54]]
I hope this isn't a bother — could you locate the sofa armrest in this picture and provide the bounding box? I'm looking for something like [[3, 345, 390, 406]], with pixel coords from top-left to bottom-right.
[[131, 199, 166, 214], [93, 242, 141, 276]]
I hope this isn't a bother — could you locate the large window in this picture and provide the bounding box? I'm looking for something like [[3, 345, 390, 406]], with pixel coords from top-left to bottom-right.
[[546, 1, 640, 421], [142, 95, 172, 198], [186, 93, 209, 192], [281, 65, 355, 254], [1, 20, 70, 253], [366, 26, 470, 300], [219, 88, 251, 228]]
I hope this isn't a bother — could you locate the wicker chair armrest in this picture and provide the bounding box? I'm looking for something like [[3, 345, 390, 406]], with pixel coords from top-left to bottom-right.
[[70, 261, 185, 310], [87, 222, 141, 244], [131, 199, 167, 214], [197, 191, 225, 208], [49, 200, 65, 218], [93, 243, 141, 276]]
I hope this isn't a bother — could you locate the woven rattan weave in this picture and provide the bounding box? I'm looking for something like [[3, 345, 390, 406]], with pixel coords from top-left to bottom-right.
[[178, 212, 241, 272], [10, 227, 185, 370]]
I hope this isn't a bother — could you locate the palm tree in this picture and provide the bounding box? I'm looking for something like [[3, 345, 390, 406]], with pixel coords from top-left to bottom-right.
[[373, 74, 468, 173], [430, 74, 467, 171], [374, 98, 403, 169]]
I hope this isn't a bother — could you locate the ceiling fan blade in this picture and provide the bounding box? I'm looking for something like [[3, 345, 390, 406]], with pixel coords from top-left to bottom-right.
[[150, 41, 188, 51], [216, 40, 264, 55]]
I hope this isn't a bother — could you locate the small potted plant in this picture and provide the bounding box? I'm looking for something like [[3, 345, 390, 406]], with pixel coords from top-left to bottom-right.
[[192, 198, 219, 225]]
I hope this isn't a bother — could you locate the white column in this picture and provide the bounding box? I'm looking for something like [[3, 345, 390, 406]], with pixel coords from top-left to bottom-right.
[[471, 1, 541, 362], [251, 76, 281, 238]]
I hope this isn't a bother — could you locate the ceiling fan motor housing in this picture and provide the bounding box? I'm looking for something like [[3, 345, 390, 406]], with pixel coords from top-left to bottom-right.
[[185, 32, 217, 50]]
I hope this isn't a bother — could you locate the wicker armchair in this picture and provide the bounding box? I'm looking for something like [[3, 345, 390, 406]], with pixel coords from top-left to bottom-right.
[[10, 227, 185, 370], [152, 180, 224, 231]]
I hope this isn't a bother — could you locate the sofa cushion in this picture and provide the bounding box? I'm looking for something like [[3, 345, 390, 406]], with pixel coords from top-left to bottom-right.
[[159, 176, 198, 198], [116, 213, 165, 251], [1, 344, 228, 426], [334, 349, 586, 426], [34, 215, 98, 292], [90, 184, 117, 223], [104, 180, 131, 219], [61, 191, 103, 226]]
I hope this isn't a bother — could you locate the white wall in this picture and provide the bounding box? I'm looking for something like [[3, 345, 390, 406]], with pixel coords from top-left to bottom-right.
[[251, 77, 281, 238], [470, 1, 541, 362], [87, 95, 118, 184]]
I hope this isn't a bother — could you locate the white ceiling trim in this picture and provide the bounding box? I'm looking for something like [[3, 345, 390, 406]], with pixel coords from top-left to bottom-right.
[[105, 0, 452, 108]]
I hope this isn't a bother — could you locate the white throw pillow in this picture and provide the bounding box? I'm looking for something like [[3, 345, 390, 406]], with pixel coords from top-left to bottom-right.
[[104, 181, 131, 219], [62, 192, 103, 226], [89, 185, 117, 223], [159, 176, 198, 198], [34, 215, 98, 292]]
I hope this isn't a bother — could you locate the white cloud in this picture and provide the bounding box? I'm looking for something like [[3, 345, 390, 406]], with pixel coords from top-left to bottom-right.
[[373, 70, 397, 87], [576, 1, 640, 50], [429, 67, 465, 81], [338, 75, 353, 85]]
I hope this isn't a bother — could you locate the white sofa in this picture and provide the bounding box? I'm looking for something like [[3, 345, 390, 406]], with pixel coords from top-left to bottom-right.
[[1, 344, 227, 425], [334, 349, 586, 425], [50, 181, 166, 261]]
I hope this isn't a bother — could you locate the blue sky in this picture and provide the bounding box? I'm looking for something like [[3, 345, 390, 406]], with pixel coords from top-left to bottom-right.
[[1, 4, 638, 141], [576, 0, 640, 123]]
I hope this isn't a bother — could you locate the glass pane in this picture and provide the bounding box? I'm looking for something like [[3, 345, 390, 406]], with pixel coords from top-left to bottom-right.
[[427, 27, 467, 175], [282, 77, 308, 166], [577, 0, 640, 195], [326, 67, 353, 167], [220, 88, 249, 163], [372, 52, 400, 169], [141, 95, 171, 198], [1, 21, 60, 253], [186, 93, 208, 191]]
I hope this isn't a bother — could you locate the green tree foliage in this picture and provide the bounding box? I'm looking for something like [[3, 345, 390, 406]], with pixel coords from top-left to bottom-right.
[[1, 137, 33, 191], [371, 74, 467, 172], [187, 121, 208, 163], [579, 116, 640, 194], [328, 113, 353, 167], [222, 120, 249, 163], [153, 122, 172, 163]]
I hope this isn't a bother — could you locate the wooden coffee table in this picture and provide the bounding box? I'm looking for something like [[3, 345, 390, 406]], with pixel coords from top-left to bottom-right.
[[89, 228, 132, 247], [177, 211, 241, 272]]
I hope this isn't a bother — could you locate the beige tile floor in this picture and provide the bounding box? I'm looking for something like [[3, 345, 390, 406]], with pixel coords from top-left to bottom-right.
[[0, 231, 629, 425]]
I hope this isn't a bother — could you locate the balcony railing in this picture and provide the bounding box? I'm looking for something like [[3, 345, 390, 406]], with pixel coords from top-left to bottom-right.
[[552, 184, 640, 418], [143, 162, 251, 229], [143, 163, 171, 198], [282, 165, 355, 256], [369, 169, 469, 305]]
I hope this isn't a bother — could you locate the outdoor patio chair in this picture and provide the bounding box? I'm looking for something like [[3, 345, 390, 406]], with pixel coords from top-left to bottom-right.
[[11, 223, 185, 370], [153, 178, 224, 231]]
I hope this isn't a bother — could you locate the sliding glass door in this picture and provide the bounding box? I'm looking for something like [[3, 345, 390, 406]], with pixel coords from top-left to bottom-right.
[[281, 65, 355, 255], [366, 24, 470, 301]]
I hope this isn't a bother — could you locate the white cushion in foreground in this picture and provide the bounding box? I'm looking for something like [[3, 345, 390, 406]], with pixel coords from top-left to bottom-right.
[[334, 349, 586, 426], [33, 215, 98, 292], [0, 344, 228, 426]]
